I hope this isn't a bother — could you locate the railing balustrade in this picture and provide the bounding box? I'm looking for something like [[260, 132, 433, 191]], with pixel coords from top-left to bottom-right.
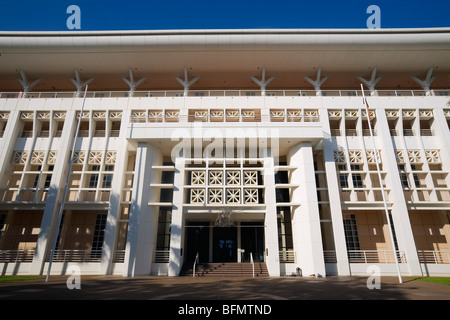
[[0, 250, 34, 262], [1, 89, 448, 100], [46, 249, 104, 262], [347, 250, 407, 264], [279, 250, 296, 263], [417, 250, 450, 264], [1, 249, 450, 265], [154, 250, 170, 263]]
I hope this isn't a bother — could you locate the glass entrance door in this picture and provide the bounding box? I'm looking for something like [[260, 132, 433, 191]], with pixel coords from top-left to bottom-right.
[[240, 222, 265, 262], [213, 227, 237, 262], [185, 222, 209, 263]]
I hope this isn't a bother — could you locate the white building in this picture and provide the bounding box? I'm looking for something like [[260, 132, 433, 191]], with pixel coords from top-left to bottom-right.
[[0, 28, 449, 277]]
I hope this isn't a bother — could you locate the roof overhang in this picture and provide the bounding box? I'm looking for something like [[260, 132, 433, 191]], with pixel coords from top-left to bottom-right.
[[0, 28, 449, 90]]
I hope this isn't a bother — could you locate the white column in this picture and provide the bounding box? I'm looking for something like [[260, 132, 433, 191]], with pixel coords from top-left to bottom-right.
[[263, 154, 280, 276], [123, 142, 161, 276], [320, 109, 351, 275], [168, 156, 185, 276], [375, 108, 422, 275], [30, 110, 77, 275], [288, 142, 326, 277], [100, 112, 130, 274], [432, 108, 450, 168], [0, 111, 21, 182]]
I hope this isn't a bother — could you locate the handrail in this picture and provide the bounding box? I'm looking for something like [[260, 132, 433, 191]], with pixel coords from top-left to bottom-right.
[[250, 252, 254, 278], [0, 89, 448, 99], [193, 252, 199, 277]]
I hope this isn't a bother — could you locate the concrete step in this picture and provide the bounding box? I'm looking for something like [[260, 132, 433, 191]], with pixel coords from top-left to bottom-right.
[[180, 262, 269, 277]]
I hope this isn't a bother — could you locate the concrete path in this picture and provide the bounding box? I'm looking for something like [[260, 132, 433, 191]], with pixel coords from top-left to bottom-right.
[[0, 275, 449, 300]]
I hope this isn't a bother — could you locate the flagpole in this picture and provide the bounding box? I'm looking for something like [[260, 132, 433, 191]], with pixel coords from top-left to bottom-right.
[[46, 85, 88, 282], [360, 84, 402, 284]]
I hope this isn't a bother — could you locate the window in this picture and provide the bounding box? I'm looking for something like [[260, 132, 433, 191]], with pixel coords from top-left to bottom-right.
[[156, 207, 172, 251], [339, 174, 349, 188], [343, 214, 360, 251], [352, 173, 363, 188], [337, 164, 347, 171], [105, 165, 114, 171], [44, 174, 52, 188], [161, 171, 175, 184], [89, 174, 99, 188], [102, 174, 113, 188], [91, 214, 107, 258], [0, 214, 6, 240], [400, 174, 409, 188], [413, 174, 421, 188], [350, 164, 360, 171]]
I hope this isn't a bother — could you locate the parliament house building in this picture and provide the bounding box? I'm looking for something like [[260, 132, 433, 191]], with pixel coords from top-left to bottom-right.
[[0, 28, 449, 278]]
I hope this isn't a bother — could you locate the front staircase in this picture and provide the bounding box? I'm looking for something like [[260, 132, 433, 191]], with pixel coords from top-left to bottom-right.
[[180, 262, 269, 277]]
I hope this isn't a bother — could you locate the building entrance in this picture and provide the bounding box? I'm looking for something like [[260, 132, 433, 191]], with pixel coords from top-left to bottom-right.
[[240, 222, 265, 262], [185, 221, 265, 263], [213, 227, 237, 262], [185, 222, 209, 263]]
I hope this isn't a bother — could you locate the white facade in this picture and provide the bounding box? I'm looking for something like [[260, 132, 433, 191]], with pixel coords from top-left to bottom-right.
[[0, 29, 449, 278]]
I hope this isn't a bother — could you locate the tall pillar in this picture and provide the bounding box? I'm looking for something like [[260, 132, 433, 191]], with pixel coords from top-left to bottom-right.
[[100, 111, 130, 274], [320, 109, 351, 275], [0, 111, 21, 182], [263, 154, 280, 276], [30, 110, 77, 275], [123, 142, 161, 276], [288, 142, 326, 277], [375, 108, 422, 275], [168, 156, 186, 276]]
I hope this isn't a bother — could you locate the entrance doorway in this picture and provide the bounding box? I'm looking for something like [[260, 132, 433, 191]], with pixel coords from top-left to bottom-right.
[[240, 222, 265, 262], [185, 221, 265, 263], [213, 227, 237, 262], [185, 222, 209, 263]]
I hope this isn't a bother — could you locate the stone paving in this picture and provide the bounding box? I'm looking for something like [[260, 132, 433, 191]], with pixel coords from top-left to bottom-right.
[[0, 275, 449, 300]]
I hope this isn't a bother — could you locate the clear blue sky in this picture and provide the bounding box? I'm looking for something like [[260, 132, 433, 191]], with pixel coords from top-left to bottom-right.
[[0, 0, 449, 31]]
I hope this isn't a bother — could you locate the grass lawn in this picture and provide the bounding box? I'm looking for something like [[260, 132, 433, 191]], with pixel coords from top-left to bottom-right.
[[0, 276, 45, 283], [408, 277, 450, 285]]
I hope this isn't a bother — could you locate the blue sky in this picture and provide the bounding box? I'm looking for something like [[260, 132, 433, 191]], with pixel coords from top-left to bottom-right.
[[0, 0, 449, 31]]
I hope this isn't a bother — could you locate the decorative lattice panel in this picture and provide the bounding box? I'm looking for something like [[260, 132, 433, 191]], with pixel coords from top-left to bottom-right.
[[226, 171, 241, 185], [72, 151, 86, 164], [12, 151, 28, 164], [366, 150, 381, 164], [349, 150, 363, 164], [191, 171, 206, 185], [334, 150, 346, 163], [30, 151, 46, 165], [244, 171, 258, 185], [408, 150, 423, 163], [226, 188, 241, 204], [105, 151, 117, 165], [190, 189, 205, 204], [208, 188, 223, 204], [425, 150, 440, 163], [244, 189, 258, 204], [209, 171, 223, 185], [88, 151, 103, 164], [47, 151, 57, 165]]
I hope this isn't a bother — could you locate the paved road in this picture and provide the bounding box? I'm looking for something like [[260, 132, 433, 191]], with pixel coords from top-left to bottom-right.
[[0, 275, 449, 300]]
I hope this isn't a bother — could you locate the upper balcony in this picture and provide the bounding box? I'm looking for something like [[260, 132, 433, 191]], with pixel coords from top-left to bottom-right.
[[0, 88, 449, 99]]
